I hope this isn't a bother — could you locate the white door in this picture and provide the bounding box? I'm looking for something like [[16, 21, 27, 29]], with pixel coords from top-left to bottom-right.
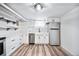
[[49, 30, 60, 45]]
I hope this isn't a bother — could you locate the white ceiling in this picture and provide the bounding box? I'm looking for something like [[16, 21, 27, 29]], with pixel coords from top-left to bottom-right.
[[6, 3, 79, 20]]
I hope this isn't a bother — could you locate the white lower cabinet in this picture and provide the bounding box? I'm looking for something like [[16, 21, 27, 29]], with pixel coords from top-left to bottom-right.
[[6, 37, 22, 56], [35, 33, 49, 44]]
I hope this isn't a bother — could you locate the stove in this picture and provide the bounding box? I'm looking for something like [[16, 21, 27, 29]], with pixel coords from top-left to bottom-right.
[[0, 37, 6, 56]]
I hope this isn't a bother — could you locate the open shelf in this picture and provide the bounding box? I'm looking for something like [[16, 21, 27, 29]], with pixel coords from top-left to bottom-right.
[[0, 17, 18, 31]]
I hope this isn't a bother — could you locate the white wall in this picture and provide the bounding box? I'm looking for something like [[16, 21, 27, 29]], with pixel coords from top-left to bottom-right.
[[61, 7, 79, 56]]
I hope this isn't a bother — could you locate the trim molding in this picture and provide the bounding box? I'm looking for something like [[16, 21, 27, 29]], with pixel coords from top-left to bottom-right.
[[0, 3, 26, 21], [60, 46, 73, 56]]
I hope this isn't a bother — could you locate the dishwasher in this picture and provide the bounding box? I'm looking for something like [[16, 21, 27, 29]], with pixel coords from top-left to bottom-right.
[[29, 33, 35, 44]]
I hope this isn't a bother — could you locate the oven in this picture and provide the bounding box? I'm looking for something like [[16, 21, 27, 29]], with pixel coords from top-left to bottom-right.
[[0, 37, 6, 56]]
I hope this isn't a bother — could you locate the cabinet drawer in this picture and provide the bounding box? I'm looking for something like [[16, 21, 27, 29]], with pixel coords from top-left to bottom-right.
[[6, 42, 20, 55], [6, 44, 16, 54], [6, 41, 16, 48], [6, 38, 16, 43], [6, 38, 21, 47], [6, 37, 22, 55]]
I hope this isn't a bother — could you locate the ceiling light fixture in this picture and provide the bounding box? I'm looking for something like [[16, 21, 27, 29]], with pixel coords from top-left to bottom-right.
[[34, 3, 43, 11]]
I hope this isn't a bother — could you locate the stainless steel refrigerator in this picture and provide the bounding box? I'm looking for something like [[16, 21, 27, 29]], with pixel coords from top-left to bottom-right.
[[49, 22, 60, 45]]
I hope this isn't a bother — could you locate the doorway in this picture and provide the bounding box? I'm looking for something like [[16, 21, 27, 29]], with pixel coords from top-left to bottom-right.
[[29, 33, 35, 44]]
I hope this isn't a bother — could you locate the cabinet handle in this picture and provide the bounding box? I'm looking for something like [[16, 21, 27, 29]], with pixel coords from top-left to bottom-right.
[[12, 40, 15, 42], [12, 47, 15, 50]]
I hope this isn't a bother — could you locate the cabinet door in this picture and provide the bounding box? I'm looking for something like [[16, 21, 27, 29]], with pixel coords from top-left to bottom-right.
[[35, 34, 39, 44], [39, 35, 43, 44], [41, 33, 49, 44], [43, 34, 49, 44], [6, 37, 21, 55], [49, 30, 59, 45], [35, 33, 49, 44]]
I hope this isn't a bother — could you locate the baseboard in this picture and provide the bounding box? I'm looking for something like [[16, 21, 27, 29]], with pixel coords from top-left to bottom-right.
[[60, 46, 73, 56], [35, 43, 49, 45], [23, 43, 29, 45]]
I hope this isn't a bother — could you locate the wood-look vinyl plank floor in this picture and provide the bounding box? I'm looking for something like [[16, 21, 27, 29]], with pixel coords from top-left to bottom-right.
[[11, 44, 69, 56], [52, 46, 64, 56], [56, 46, 68, 56], [44, 44, 51, 56], [25, 45, 33, 56], [42, 45, 46, 56], [47, 45, 57, 56], [21, 45, 30, 56]]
